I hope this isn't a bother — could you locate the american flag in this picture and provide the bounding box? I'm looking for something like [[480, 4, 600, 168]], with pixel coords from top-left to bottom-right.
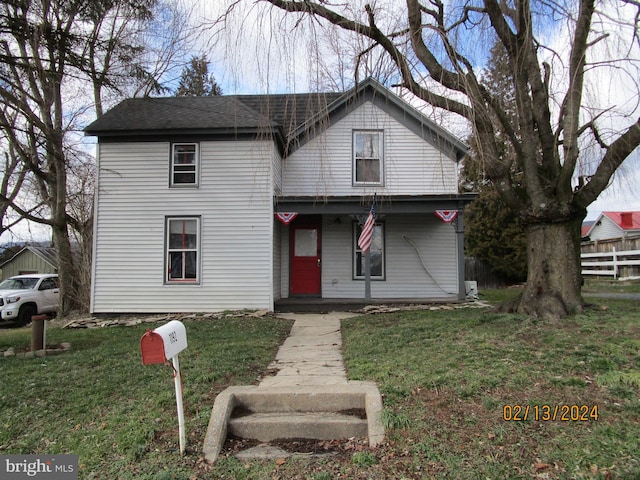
[[358, 205, 376, 253]]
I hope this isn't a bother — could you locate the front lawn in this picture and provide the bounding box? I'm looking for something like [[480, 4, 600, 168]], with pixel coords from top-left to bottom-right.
[[339, 291, 640, 479], [0, 316, 292, 479], [1, 291, 638, 479]]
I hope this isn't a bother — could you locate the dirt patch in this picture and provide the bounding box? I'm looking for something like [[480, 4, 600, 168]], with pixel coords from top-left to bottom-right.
[[221, 435, 371, 456]]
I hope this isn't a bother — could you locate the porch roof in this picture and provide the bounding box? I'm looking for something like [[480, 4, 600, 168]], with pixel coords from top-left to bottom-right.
[[274, 194, 476, 215]]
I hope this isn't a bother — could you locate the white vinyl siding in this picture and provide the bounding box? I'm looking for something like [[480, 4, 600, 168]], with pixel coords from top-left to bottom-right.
[[318, 214, 458, 299], [282, 102, 458, 197], [91, 140, 275, 313]]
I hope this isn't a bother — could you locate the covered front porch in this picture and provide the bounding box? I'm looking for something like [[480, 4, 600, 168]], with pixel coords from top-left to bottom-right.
[[273, 194, 475, 306]]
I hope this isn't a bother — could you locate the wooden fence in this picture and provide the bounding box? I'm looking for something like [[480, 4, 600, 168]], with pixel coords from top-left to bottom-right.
[[465, 257, 510, 288], [466, 235, 640, 285], [581, 235, 640, 279]]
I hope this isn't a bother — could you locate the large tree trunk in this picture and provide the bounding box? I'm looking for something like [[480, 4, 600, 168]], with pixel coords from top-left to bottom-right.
[[501, 217, 585, 319]]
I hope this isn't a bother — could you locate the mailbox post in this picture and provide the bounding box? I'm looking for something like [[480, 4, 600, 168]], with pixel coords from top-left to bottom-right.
[[140, 320, 188, 454]]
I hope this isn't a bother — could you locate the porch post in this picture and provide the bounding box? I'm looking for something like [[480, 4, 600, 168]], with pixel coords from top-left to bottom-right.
[[455, 206, 466, 301]]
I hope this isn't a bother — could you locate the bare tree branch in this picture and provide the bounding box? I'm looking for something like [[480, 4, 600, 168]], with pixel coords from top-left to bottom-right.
[[576, 116, 640, 207]]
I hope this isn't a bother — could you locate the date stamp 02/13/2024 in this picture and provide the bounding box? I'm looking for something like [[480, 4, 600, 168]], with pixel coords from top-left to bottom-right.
[[503, 404, 599, 422]]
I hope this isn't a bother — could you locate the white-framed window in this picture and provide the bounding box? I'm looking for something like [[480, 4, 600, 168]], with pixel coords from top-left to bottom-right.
[[170, 143, 199, 186], [166, 217, 200, 283], [353, 221, 385, 279], [353, 130, 383, 185]]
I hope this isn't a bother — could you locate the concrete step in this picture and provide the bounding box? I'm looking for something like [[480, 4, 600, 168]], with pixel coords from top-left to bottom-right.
[[203, 383, 384, 464], [228, 411, 368, 442], [230, 387, 369, 413]]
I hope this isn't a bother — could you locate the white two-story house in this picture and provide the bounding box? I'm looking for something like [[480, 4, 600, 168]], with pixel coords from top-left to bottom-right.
[[84, 78, 473, 313]]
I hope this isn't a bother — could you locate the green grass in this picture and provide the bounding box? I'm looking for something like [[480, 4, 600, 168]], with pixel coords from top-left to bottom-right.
[[582, 278, 640, 294], [0, 316, 292, 479], [1, 289, 639, 479], [339, 290, 640, 479]]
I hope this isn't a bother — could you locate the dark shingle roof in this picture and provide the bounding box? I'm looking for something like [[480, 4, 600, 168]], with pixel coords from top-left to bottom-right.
[[84, 78, 467, 160], [84, 96, 276, 133], [84, 93, 342, 137], [235, 93, 343, 136]]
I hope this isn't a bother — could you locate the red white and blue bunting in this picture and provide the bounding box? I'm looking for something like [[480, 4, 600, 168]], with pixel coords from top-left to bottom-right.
[[435, 210, 458, 223], [275, 212, 298, 224]]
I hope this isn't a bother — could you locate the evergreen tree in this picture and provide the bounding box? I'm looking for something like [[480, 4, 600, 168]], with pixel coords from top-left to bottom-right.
[[464, 188, 527, 281], [174, 55, 222, 96]]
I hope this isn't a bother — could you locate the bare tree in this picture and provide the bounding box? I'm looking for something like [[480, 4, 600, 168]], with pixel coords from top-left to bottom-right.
[[252, 0, 640, 319], [83, 0, 193, 113], [0, 112, 30, 238], [0, 0, 190, 315]]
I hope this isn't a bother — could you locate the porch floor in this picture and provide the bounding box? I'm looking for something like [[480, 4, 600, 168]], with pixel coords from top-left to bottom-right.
[[274, 297, 459, 313]]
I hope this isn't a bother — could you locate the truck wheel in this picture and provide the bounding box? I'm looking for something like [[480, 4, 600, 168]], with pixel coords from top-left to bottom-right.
[[17, 305, 36, 326]]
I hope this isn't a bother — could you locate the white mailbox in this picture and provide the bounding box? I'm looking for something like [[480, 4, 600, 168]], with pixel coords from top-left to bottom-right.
[[140, 320, 188, 454], [140, 320, 187, 365]]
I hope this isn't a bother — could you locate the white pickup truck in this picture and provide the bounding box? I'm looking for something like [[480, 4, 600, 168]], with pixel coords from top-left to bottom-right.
[[0, 274, 60, 325]]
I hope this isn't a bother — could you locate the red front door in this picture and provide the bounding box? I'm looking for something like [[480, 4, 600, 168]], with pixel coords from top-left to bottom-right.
[[290, 217, 321, 296]]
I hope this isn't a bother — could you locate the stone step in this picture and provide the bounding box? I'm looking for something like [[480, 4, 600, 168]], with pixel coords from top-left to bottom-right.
[[228, 412, 368, 442]]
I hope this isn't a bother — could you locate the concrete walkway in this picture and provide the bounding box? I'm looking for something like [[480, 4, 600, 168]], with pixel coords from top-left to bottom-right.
[[203, 311, 384, 463], [259, 312, 359, 387]]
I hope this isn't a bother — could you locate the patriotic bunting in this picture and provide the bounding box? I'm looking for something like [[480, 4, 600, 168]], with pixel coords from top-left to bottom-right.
[[275, 212, 298, 224], [435, 210, 458, 223]]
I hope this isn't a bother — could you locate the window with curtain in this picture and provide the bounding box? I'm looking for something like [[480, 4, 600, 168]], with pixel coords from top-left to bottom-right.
[[353, 130, 383, 185], [166, 217, 200, 283]]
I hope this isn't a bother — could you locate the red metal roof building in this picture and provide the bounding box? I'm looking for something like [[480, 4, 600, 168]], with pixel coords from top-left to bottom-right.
[[585, 211, 640, 240]]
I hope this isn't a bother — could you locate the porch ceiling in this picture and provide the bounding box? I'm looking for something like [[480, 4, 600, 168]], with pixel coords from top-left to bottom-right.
[[274, 194, 477, 215]]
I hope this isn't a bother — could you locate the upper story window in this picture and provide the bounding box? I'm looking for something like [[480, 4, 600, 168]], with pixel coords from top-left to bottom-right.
[[171, 143, 199, 186], [353, 130, 383, 185]]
